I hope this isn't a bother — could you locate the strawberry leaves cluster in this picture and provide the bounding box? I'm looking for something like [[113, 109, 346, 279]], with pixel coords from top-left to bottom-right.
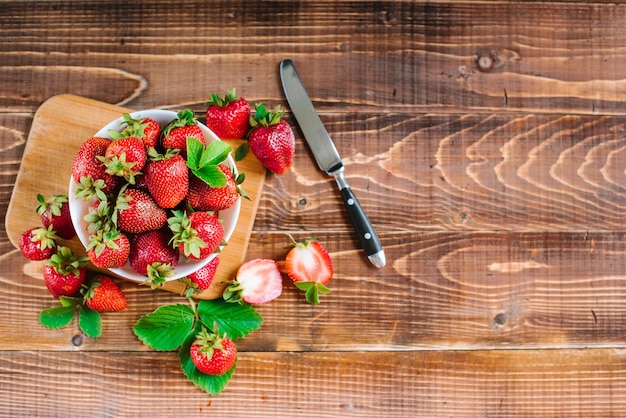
[[133, 297, 262, 395]]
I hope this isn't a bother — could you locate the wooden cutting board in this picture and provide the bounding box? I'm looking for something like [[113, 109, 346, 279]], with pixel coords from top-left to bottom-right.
[[5, 94, 265, 299]]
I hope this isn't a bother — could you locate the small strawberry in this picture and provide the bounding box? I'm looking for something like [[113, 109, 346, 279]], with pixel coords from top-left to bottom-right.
[[83, 275, 127, 312], [223, 258, 283, 304], [72, 136, 119, 200], [162, 109, 206, 157], [100, 136, 147, 184], [284, 235, 333, 305], [110, 113, 162, 149], [189, 328, 237, 376], [19, 225, 58, 261], [129, 229, 179, 287], [181, 256, 220, 296], [187, 164, 246, 211], [168, 210, 224, 261], [115, 186, 167, 234], [143, 148, 189, 208], [43, 246, 88, 299], [36, 194, 76, 239], [246, 103, 295, 174], [205, 88, 251, 139], [86, 228, 131, 269]]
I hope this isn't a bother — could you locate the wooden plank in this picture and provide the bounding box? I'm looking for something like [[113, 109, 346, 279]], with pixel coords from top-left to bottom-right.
[[2, 2, 626, 114], [4, 94, 266, 299], [0, 349, 625, 417], [2, 230, 626, 351]]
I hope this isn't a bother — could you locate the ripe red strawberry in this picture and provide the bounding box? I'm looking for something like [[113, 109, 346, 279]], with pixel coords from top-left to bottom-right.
[[100, 136, 147, 184], [143, 148, 189, 208], [168, 210, 224, 261], [36, 194, 76, 239], [189, 328, 237, 376], [86, 228, 131, 269], [205, 88, 251, 139], [284, 235, 333, 304], [72, 136, 119, 200], [84, 275, 127, 312], [182, 256, 220, 296], [247, 104, 295, 174], [187, 164, 245, 211], [223, 258, 282, 304], [110, 113, 162, 149], [162, 109, 206, 157], [19, 226, 58, 261], [116, 186, 167, 234], [43, 246, 88, 299], [129, 229, 179, 287]]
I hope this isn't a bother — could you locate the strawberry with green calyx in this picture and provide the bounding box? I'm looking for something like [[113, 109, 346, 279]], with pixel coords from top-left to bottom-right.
[[168, 210, 224, 261], [83, 275, 127, 312], [99, 136, 147, 184], [84, 198, 115, 236], [72, 136, 120, 199], [223, 258, 283, 304], [205, 88, 251, 140], [36, 194, 76, 239], [162, 109, 206, 157], [19, 225, 59, 261], [236, 103, 295, 175], [43, 246, 89, 299], [109, 113, 162, 149], [143, 147, 189, 209], [86, 228, 131, 269], [284, 234, 333, 305], [128, 229, 179, 286], [189, 327, 237, 376], [187, 164, 248, 212], [180, 256, 220, 297], [115, 185, 167, 234]]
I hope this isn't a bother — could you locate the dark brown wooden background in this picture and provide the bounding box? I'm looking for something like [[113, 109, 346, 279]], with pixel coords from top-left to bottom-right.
[[2, 1, 626, 416]]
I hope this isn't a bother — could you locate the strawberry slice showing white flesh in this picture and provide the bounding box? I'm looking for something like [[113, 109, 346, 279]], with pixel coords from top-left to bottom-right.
[[223, 259, 283, 304]]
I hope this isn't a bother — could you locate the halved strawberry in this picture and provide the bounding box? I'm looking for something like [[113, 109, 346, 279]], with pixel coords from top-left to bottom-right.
[[284, 235, 333, 304], [223, 258, 282, 304], [83, 275, 127, 312], [189, 327, 237, 376]]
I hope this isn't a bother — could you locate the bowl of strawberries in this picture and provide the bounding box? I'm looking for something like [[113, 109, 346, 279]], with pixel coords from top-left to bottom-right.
[[68, 109, 242, 286]]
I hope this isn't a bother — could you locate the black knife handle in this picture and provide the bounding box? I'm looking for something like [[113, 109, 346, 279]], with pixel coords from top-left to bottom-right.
[[340, 186, 383, 259]]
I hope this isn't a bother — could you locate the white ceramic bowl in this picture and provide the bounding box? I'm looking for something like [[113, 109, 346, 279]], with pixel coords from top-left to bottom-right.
[[68, 109, 241, 283]]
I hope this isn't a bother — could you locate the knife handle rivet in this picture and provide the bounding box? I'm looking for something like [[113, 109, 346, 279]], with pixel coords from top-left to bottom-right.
[[364, 233, 372, 240], [347, 198, 355, 206]]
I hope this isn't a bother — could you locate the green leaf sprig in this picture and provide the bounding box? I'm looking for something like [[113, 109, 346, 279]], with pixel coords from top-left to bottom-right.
[[39, 296, 103, 338], [133, 298, 263, 395], [186, 137, 231, 187]]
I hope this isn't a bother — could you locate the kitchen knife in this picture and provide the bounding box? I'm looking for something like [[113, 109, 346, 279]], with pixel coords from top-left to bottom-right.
[[279, 59, 386, 268]]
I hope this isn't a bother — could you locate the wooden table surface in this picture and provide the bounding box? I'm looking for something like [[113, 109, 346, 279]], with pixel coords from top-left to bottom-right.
[[2, 1, 626, 416]]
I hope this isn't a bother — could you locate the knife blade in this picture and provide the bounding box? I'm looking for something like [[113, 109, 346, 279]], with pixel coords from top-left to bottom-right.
[[279, 59, 386, 268]]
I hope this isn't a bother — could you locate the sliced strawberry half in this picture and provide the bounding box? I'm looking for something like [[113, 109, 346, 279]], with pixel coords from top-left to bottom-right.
[[223, 259, 282, 304], [284, 235, 333, 304]]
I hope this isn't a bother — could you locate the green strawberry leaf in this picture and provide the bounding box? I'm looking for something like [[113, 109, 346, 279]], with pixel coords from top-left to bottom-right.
[[186, 137, 204, 169], [133, 304, 196, 351], [192, 164, 227, 188], [294, 281, 331, 305], [39, 305, 76, 329], [178, 326, 236, 395], [196, 299, 263, 340], [200, 140, 232, 167], [78, 305, 102, 338], [234, 142, 249, 161]]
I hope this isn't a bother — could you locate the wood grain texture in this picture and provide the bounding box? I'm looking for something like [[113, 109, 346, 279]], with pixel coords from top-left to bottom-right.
[[1, 1, 626, 416]]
